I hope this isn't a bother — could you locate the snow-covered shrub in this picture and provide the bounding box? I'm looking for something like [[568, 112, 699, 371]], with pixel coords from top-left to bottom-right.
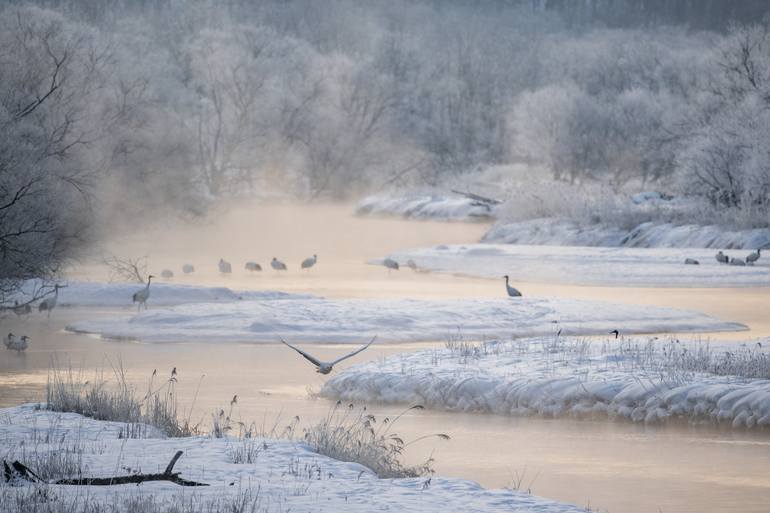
[[303, 403, 446, 478]]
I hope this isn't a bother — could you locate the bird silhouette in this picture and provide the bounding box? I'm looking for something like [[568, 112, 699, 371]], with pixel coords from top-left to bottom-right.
[[245, 261, 262, 272], [503, 275, 522, 297], [715, 251, 729, 264], [301, 254, 317, 270], [132, 275, 154, 310], [219, 259, 232, 273], [280, 336, 377, 374], [271, 257, 287, 271], [746, 248, 761, 265], [38, 284, 64, 318], [383, 258, 399, 271]]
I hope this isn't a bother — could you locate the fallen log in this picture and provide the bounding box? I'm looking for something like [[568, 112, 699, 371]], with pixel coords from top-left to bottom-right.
[[450, 189, 501, 205], [3, 450, 208, 487]]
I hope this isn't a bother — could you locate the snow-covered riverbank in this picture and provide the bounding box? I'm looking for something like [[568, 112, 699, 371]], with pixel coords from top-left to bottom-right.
[[482, 218, 770, 249], [0, 404, 586, 513], [384, 244, 770, 287], [65, 293, 744, 343], [321, 336, 770, 429]]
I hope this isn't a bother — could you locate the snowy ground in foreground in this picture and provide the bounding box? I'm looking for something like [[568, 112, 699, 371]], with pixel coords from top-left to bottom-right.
[[0, 405, 584, 513], [66, 296, 744, 343], [483, 217, 770, 249], [356, 193, 497, 221], [11, 280, 310, 308], [385, 244, 770, 287], [322, 336, 770, 429]]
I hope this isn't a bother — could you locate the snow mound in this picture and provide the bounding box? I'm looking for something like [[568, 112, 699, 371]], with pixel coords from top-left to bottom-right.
[[483, 218, 770, 249], [67, 296, 744, 343], [386, 244, 770, 287], [12, 280, 309, 307], [0, 405, 585, 513], [356, 193, 497, 221], [321, 337, 770, 429]]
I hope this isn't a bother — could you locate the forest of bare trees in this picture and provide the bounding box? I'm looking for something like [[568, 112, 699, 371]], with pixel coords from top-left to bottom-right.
[[2, 0, 770, 302]]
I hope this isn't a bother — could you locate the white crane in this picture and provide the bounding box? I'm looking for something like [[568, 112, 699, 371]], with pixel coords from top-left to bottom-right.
[[746, 248, 761, 265], [279, 336, 377, 374], [161, 269, 174, 279], [38, 284, 64, 318], [219, 259, 232, 274], [5, 333, 28, 352], [729, 257, 746, 266], [715, 251, 729, 264], [132, 275, 154, 310], [504, 275, 522, 297], [245, 261, 262, 272], [383, 258, 399, 271], [301, 254, 317, 271], [271, 257, 287, 271], [182, 264, 195, 274]]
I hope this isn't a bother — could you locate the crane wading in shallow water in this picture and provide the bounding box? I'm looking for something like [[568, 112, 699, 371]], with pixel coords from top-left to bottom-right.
[[271, 257, 287, 272], [301, 254, 317, 271], [38, 284, 64, 318], [245, 261, 262, 272], [132, 275, 154, 310], [279, 336, 377, 374], [503, 275, 522, 297], [383, 258, 399, 271]]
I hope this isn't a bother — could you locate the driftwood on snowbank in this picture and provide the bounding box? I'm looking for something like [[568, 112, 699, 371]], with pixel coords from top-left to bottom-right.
[[450, 189, 501, 205], [3, 450, 208, 487]]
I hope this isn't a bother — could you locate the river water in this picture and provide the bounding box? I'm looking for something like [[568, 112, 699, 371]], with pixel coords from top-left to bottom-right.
[[1, 202, 768, 513]]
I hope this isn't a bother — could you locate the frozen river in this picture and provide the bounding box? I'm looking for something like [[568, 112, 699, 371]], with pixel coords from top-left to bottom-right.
[[1, 202, 769, 513]]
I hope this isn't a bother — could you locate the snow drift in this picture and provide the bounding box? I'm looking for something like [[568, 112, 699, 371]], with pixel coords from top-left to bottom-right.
[[483, 218, 770, 249], [356, 193, 497, 221], [11, 280, 309, 308], [321, 337, 770, 429], [0, 404, 586, 513], [67, 296, 744, 343]]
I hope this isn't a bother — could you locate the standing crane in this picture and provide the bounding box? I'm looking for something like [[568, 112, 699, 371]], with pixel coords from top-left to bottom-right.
[[503, 275, 522, 297], [219, 259, 232, 274], [245, 261, 262, 272], [715, 251, 729, 264], [746, 248, 761, 265], [301, 254, 317, 271], [38, 284, 64, 318], [132, 275, 154, 310], [271, 257, 287, 272]]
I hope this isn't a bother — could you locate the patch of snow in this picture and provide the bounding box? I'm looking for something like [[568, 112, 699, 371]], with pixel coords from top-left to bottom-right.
[[321, 337, 770, 429], [483, 218, 770, 249], [0, 404, 587, 513], [12, 280, 311, 308], [356, 193, 497, 221], [386, 244, 770, 287], [67, 296, 744, 343]]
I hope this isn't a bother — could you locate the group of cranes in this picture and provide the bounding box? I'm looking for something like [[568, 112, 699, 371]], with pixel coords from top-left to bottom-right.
[[715, 248, 762, 266], [215, 256, 312, 275], [7, 284, 65, 320], [382, 257, 524, 297]]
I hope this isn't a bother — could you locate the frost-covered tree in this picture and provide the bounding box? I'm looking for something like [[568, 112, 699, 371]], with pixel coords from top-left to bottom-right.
[[0, 6, 136, 305], [678, 24, 770, 220]]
